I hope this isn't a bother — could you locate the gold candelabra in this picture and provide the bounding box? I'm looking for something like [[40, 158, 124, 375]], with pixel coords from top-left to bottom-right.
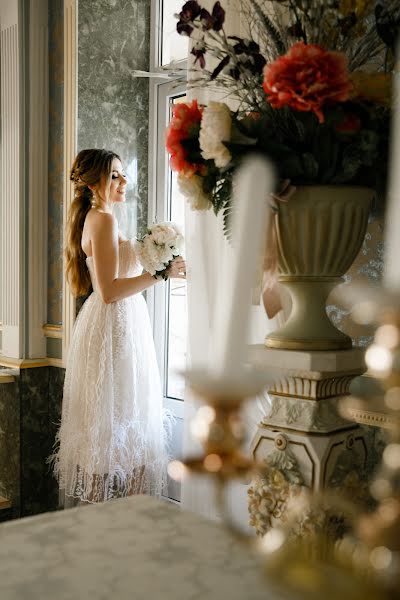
[[168, 296, 400, 600]]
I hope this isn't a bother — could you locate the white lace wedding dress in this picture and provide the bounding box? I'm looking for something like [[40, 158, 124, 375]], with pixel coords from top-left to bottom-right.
[[51, 239, 172, 503]]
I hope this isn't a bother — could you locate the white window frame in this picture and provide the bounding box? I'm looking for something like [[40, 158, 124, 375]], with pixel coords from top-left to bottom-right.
[[147, 0, 187, 420]]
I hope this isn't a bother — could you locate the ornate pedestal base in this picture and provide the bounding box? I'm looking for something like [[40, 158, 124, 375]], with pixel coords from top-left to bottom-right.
[[248, 347, 374, 535]]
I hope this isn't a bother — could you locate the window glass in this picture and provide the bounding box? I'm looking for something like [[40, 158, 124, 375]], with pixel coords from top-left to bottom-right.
[[165, 94, 187, 401], [160, 0, 189, 66]]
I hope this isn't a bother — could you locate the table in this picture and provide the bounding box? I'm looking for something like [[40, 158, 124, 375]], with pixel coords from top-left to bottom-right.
[[0, 495, 290, 600]]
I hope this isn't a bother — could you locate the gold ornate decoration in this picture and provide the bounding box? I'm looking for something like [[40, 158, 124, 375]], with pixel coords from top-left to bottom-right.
[[172, 308, 400, 599], [260, 294, 400, 599], [248, 437, 306, 536], [42, 324, 63, 339]]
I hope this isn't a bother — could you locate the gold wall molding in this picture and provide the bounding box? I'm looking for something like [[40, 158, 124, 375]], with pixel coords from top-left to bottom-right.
[[47, 357, 64, 368], [0, 373, 15, 384], [0, 355, 64, 369], [0, 496, 11, 509], [0, 356, 49, 369], [43, 324, 63, 339], [62, 0, 77, 363]]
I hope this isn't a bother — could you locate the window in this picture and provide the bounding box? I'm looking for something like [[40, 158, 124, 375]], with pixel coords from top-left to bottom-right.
[[159, 0, 189, 65], [148, 1, 188, 502]]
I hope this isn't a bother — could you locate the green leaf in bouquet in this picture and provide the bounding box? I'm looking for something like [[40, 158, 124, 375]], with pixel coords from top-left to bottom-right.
[[280, 154, 304, 180], [333, 144, 363, 183], [223, 141, 259, 161], [236, 112, 273, 141], [202, 172, 217, 195], [288, 117, 307, 145], [222, 200, 234, 242], [229, 121, 258, 146], [358, 129, 380, 166], [211, 174, 233, 217], [311, 125, 340, 182], [287, 111, 319, 146], [301, 153, 319, 181]]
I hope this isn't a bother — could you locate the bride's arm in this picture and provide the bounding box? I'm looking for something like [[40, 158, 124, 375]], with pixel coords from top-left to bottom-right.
[[91, 212, 158, 304], [91, 212, 186, 304]]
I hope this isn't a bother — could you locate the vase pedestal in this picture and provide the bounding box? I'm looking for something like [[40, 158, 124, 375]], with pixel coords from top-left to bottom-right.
[[265, 277, 352, 350], [247, 346, 383, 536]]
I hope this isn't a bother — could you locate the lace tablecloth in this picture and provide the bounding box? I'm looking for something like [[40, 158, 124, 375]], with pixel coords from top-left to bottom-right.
[[0, 495, 291, 600]]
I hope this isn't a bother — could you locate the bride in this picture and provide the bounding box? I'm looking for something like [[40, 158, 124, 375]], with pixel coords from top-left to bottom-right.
[[50, 148, 186, 504]]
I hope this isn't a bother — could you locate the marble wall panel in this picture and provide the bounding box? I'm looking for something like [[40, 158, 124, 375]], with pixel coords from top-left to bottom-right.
[[0, 367, 64, 520], [0, 381, 20, 520], [19, 367, 51, 516], [48, 366, 65, 510], [77, 0, 151, 238]]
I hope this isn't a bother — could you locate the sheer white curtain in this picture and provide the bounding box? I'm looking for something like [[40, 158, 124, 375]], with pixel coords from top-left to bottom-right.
[[181, 0, 285, 523]]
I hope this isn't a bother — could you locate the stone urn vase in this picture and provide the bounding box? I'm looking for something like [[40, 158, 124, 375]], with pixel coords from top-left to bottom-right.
[[265, 186, 374, 351]]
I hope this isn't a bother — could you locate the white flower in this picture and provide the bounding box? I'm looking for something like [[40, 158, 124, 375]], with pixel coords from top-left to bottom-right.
[[178, 174, 212, 211], [135, 221, 185, 275], [199, 101, 232, 168], [134, 242, 156, 275], [150, 224, 175, 246]]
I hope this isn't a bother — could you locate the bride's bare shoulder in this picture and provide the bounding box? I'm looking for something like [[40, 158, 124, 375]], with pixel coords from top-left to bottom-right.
[[86, 209, 117, 234]]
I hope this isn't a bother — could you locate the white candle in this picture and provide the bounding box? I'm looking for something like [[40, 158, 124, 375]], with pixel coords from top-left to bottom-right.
[[212, 155, 275, 379], [384, 49, 400, 292]]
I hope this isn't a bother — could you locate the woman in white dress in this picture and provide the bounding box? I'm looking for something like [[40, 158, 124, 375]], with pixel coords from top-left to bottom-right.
[[51, 148, 185, 504]]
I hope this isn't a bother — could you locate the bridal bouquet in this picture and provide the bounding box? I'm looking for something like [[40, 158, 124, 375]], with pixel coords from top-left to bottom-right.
[[166, 0, 398, 234], [135, 222, 184, 280]]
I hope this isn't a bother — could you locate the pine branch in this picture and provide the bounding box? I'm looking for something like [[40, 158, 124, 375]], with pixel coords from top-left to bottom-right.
[[247, 0, 287, 55]]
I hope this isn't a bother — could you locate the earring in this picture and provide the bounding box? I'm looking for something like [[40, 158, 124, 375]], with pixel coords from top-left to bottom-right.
[[91, 191, 97, 208]]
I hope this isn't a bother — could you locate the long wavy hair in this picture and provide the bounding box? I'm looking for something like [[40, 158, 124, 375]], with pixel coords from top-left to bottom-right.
[[65, 148, 120, 296]]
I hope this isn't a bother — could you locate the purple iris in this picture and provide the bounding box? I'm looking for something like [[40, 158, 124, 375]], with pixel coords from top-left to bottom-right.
[[177, 1, 201, 36], [200, 2, 225, 31], [191, 39, 206, 68]]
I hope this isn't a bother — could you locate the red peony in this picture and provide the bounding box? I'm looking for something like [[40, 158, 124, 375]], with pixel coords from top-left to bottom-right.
[[166, 100, 204, 177], [263, 42, 353, 124]]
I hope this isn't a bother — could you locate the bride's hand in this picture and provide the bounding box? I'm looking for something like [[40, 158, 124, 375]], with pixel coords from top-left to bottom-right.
[[167, 256, 186, 279]]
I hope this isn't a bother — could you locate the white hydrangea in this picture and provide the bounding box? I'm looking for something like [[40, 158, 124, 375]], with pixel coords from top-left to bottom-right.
[[135, 222, 184, 276], [178, 174, 212, 211], [199, 101, 232, 168]]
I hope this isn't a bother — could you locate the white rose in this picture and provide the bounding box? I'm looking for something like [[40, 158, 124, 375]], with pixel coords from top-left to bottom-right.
[[166, 224, 184, 254], [134, 242, 156, 275], [136, 221, 185, 274], [150, 224, 168, 245], [199, 101, 232, 168], [172, 233, 184, 254], [152, 224, 178, 249], [178, 174, 212, 211], [158, 246, 174, 264], [143, 235, 160, 262]]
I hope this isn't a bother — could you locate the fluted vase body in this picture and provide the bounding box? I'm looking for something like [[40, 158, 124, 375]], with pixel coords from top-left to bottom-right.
[[265, 186, 373, 351]]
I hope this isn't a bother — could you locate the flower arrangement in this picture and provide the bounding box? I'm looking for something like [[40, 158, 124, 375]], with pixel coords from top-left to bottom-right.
[[166, 0, 398, 234], [135, 222, 184, 280]]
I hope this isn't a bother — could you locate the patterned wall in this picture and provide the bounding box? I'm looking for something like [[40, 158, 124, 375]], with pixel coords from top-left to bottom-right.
[[77, 0, 151, 238], [327, 215, 384, 347], [47, 0, 151, 320], [47, 0, 64, 325]]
